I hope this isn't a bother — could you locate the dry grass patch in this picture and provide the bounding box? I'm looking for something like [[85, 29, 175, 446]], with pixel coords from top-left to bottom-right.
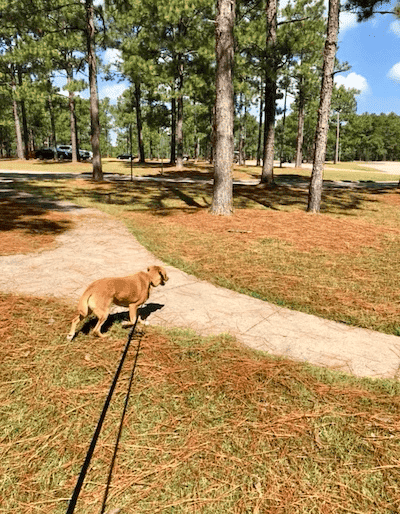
[[123, 206, 400, 334], [147, 208, 396, 253], [1, 293, 400, 513], [6, 176, 400, 334], [0, 199, 73, 255]]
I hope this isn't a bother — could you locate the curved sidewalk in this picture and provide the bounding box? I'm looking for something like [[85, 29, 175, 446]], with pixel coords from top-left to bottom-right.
[[1, 198, 399, 380]]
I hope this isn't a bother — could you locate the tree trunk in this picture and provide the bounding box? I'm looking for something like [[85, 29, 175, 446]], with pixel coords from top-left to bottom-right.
[[334, 110, 340, 164], [85, 0, 103, 181], [238, 93, 245, 165], [67, 66, 79, 162], [18, 80, 29, 159], [210, 0, 235, 216], [11, 69, 24, 160], [134, 82, 145, 162], [47, 80, 58, 159], [295, 81, 305, 168], [12, 95, 24, 160], [307, 0, 340, 213], [176, 59, 184, 169], [170, 95, 176, 164], [260, 0, 277, 185], [256, 78, 264, 167], [279, 84, 288, 167]]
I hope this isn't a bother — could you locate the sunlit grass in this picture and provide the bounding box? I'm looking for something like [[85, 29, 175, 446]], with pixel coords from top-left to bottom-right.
[[8, 165, 400, 336], [1, 293, 400, 513]]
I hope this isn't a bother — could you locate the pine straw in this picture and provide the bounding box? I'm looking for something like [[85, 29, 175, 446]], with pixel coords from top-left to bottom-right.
[[0, 199, 73, 255], [143, 208, 397, 254], [1, 294, 400, 513], [124, 206, 400, 335]]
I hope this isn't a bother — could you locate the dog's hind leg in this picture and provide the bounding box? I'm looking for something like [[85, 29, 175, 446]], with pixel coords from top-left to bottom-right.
[[92, 312, 109, 338], [67, 313, 84, 341]]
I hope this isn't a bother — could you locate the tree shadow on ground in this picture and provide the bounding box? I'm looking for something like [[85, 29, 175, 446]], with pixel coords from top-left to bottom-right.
[[0, 196, 75, 236], [6, 170, 399, 218]]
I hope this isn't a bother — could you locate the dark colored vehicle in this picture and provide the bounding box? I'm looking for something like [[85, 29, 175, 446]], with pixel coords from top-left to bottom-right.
[[117, 154, 134, 160], [35, 147, 58, 159], [35, 145, 92, 161]]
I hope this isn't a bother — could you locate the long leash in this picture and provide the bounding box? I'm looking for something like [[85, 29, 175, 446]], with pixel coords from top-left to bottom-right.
[[100, 326, 143, 514], [66, 316, 142, 514]]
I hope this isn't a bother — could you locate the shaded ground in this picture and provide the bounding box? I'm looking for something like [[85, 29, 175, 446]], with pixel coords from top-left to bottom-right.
[[0, 194, 74, 255]]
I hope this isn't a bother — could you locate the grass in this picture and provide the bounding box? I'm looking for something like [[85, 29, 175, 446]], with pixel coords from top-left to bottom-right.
[[0, 196, 73, 255], [1, 293, 400, 513], [5, 159, 400, 336]]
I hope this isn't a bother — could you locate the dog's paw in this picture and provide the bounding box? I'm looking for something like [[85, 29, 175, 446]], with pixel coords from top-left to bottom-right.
[[66, 333, 74, 341], [121, 321, 133, 328]]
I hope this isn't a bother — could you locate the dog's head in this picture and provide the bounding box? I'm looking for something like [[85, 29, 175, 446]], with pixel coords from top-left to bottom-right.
[[147, 266, 169, 287]]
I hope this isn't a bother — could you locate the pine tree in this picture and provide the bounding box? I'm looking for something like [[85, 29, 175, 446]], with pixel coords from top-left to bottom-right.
[[307, 0, 340, 213], [210, 0, 235, 216]]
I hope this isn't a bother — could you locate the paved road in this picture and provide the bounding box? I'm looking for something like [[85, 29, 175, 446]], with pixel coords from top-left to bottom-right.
[[1, 187, 399, 379]]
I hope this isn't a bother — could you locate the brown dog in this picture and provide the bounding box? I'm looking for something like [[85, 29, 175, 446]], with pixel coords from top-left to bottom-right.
[[67, 265, 168, 340]]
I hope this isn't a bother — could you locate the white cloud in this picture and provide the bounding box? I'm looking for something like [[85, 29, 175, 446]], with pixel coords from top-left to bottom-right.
[[335, 72, 370, 95], [389, 20, 400, 37], [388, 62, 400, 83], [99, 83, 128, 103], [339, 12, 358, 36], [103, 48, 122, 66]]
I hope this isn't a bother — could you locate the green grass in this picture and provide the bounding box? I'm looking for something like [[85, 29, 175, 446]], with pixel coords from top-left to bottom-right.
[[1, 293, 400, 513]]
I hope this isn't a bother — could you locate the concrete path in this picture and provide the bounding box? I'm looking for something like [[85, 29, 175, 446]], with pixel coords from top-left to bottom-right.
[[1, 188, 400, 380]]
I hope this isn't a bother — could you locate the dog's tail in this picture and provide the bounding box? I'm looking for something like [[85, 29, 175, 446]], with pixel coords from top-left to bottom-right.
[[77, 285, 94, 317]]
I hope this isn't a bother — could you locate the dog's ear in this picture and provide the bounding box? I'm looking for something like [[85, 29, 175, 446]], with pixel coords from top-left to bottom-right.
[[159, 267, 168, 284]]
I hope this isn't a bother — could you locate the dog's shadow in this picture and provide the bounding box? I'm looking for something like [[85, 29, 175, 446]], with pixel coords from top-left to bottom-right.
[[80, 303, 165, 336]]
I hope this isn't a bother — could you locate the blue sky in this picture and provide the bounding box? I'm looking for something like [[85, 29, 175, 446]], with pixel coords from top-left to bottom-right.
[[336, 0, 400, 115]]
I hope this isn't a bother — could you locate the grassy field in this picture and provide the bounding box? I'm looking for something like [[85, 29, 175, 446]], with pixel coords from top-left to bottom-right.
[[2, 160, 400, 512], [1, 293, 400, 513], [4, 158, 400, 336]]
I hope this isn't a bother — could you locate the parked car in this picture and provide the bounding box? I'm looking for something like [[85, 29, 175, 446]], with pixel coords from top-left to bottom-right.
[[117, 154, 134, 160], [56, 145, 73, 160], [35, 147, 58, 159], [36, 145, 92, 161], [79, 149, 93, 160]]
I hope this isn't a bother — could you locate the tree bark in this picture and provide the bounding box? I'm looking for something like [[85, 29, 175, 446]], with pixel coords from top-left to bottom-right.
[[295, 80, 305, 168], [134, 82, 145, 162], [47, 80, 58, 159], [17, 70, 29, 160], [256, 78, 264, 167], [85, 0, 103, 181], [334, 110, 340, 164], [260, 0, 277, 184], [176, 59, 184, 169], [12, 94, 24, 160], [210, 0, 235, 216], [67, 66, 79, 162], [170, 95, 176, 164], [307, 0, 340, 212]]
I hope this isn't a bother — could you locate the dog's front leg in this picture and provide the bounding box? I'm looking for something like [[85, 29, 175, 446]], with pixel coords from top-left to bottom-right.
[[121, 303, 139, 327], [122, 302, 149, 327]]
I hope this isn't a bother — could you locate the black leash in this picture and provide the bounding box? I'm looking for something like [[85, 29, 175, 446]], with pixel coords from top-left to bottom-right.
[[100, 327, 143, 514], [66, 316, 141, 514]]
